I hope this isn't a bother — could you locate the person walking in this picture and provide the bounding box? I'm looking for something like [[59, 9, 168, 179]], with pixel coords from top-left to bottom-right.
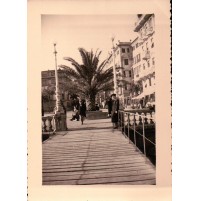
[[79, 99, 87, 125], [106, 97, 112, 117], [70, 97, 80, 121], [110, 93, 119, 129]]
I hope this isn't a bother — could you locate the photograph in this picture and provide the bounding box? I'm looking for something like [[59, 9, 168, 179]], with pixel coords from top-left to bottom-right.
[[28, 0, 171, 200], [41, 14, 156, 185]]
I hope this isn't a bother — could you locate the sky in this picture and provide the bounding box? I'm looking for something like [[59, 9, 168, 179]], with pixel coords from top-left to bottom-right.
[[41, 14, 138, 71]]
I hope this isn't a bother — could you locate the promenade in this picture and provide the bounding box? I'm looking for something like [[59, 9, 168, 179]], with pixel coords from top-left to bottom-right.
[[42, 112, 156, 185]]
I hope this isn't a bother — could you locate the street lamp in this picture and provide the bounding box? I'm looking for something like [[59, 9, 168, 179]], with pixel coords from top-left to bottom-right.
[[111, 36, 117, 96], [53, 43, 64, 114]]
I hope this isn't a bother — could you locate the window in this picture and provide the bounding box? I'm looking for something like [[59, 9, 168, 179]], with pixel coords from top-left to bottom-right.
[[42, 79, 47, 86], [122, 48, 125, 53], [134, 67, 137, 76], [117, 50, 119, 55], [125, 84, 128, 90], [124, 59, 129, 65], [146, 42, 148, 49], [127, 48, 130, 53], [123, 71, 126, 77], [51, 79, 56, 84], [143, 63, 145, 70], [151, 38, 154, 48], [152, 58, 155, 65], [129, 70, 132, 77], [147, 60, 150, 67], [149, 78, 151, 86], [139, 65, 141, 72], [137, 54, 140, 62], [134, 57, 137, 64], [132, 46, 135, 51]]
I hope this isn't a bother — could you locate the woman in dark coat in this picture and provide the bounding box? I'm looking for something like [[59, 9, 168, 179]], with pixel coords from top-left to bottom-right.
[[106, 97, 112, 117], [79, 99, 87, 125], [110, 94, 119, 129]]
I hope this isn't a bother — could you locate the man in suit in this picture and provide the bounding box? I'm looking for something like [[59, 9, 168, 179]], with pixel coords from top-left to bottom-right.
[[110, 94, 119, 129]]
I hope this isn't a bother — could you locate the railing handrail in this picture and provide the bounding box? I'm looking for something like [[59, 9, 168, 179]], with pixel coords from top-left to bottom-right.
[[42, 114, 55, 119], [119, 109, 155, 120]]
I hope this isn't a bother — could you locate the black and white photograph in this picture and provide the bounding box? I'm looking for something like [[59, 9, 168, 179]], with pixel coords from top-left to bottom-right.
[[41, 14, 156, 185], [27, 0, 171, 200]]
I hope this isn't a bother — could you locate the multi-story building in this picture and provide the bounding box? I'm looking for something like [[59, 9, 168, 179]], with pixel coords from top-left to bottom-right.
[[41, 69, 69, 100], [41, 69, 70, 112], [105, 41, 133, 106], [131, 14, 155, 107]]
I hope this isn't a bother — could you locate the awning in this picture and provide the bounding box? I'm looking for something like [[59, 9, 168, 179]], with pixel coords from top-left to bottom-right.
[[132, 93, 145, 100], [143, 87, 155, 96], [132, 89, 155, 100]]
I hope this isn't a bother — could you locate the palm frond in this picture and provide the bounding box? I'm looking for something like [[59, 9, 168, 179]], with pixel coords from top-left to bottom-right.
[[59, 65, 81, 79]]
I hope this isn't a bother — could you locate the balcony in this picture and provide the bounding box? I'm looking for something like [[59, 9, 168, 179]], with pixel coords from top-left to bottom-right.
[[143, 51, 150, 60]]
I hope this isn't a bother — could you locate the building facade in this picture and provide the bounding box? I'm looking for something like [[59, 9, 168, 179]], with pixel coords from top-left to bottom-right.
[[131, 14, 155, 107], [41, 69, 70, 112], [105, 41, 133, 106], [42, 69, 69, 100]]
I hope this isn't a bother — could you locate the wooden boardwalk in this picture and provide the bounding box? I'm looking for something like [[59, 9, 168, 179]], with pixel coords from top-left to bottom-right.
[[42, 116, 156, 185]]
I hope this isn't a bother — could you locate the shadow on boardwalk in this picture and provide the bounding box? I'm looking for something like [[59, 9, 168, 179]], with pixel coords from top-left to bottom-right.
[[42, 112, 156, 185]]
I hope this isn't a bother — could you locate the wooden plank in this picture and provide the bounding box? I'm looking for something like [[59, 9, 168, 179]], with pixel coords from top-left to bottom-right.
[[42, 154, 146, 164], [43, 169, 155, 181], [42, 161, 154, 173], [43, 173, 155, 185], [43, 165, 155, 177], [42, 157, 148, 168]]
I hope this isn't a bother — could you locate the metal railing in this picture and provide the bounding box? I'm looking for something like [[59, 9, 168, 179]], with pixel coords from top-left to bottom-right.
[[118, 110, 156, 164]]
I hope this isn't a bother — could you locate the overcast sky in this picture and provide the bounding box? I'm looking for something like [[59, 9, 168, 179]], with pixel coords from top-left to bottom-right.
[[41, 14, 138, 71]]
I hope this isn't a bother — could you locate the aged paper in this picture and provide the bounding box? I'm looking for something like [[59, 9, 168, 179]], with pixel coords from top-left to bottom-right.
[[28, 0, 171, 200]]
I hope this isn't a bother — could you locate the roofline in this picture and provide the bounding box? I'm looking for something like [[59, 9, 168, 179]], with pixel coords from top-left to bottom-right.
[[131, 37, 139, 45], [134, 14, 153, 32]]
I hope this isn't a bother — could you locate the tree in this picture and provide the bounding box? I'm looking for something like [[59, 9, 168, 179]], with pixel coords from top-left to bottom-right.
[[42, 86, 56, 112], [59, 48, 114, 110]]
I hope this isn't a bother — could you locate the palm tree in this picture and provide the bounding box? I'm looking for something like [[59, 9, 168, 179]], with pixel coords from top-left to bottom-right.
[[59, 48, 114, 111]]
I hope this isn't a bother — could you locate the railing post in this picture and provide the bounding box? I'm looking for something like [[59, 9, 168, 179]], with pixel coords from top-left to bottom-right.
[[142, 114, 146, 156], [121, 112, 123, 134], [124, 113, 126, 136], [133, 114, 136, 147], [127, 113, 130, 143], [118, 110, 120, 129]]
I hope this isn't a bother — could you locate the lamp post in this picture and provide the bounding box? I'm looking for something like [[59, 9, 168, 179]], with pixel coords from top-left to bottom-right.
[[53, 43, 64, 114], [111, 36, 117, 96]]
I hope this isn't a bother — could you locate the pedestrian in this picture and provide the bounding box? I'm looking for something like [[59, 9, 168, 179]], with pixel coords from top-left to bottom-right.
[[110, 93, 119, 129], [70, 97, 80, 121], [139, 98, 144, 109], [95, 103, 100, 111], [60, 99, 66, 114], [106, 97, 112, 117], [79, 99, 87, 125]]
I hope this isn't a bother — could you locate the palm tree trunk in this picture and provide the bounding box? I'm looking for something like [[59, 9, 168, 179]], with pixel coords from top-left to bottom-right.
[[89, 94, 96, 111]]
